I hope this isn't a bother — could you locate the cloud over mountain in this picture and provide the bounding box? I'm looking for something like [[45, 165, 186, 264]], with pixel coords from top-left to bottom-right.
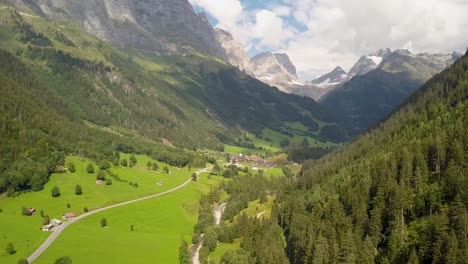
[[190, 0, 468, 80]]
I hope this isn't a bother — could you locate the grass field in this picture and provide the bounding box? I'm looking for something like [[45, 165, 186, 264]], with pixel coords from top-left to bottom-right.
[[0, 154, 197, 264], [208, 240, 241, 263], [34, 173, 222, 264], [236, 197, 275, 221]]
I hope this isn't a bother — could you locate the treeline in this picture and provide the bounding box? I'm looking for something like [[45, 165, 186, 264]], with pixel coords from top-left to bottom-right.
[[274, 51, 468, 263]]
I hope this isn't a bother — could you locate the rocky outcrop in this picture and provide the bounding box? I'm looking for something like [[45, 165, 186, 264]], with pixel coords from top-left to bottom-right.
[[215, 28, 252, 72], [8, 0, 227, 58], [347, 48, 392, 79]]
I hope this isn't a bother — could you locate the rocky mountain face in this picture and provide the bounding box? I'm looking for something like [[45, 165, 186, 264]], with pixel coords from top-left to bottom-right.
[[378, 49, 463, 81], [347, 48, 392, 79], [214, 28, 251, 72], [7, 0, 227, 57], [249, 52, 301, 92], [311, 66, 347, 85], [320, 49, 463, 136]]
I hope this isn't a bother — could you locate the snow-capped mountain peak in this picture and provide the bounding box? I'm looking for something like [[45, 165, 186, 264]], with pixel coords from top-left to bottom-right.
[[311, 66, 347, 85]]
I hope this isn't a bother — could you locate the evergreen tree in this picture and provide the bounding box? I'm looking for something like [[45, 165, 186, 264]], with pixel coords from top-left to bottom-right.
[[74, 184, 82, 195], [5, 242, 15, 255], [178, 240, 190, 264], [86, 163, 94, 174], [67, 162, 76, 173], [51, 186, 60, 197]]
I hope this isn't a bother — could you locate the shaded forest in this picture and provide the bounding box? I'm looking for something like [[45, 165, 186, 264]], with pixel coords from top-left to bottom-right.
[[275, 51, 468, 263]]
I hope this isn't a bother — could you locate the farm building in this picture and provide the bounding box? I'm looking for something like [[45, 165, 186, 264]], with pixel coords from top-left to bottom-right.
[[42, 224, 54, 231], [63, 213, 76, 219], [51, 219, 62, 226]]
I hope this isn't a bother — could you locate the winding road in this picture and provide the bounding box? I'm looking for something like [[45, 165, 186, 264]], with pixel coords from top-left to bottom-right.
[[27, 167, 211, 263]]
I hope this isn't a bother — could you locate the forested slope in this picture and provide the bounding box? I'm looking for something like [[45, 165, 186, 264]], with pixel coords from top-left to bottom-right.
[[0, 8, 344, 194], [277, 51, 468, 263], [0, 49, 196, 194], [0, 8, 344, 149]]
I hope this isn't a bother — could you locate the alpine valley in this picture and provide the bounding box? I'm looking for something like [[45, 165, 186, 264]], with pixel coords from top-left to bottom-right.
[[0, 1, 466, 264]]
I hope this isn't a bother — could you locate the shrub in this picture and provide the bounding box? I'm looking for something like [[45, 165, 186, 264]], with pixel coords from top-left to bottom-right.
[[21, 207, 30, 216], [5, 242, 15, 255], [75, 184, 82, 195], [43, 215, 50, 225], [54, 256, 72, 264], [67, 162, 76, 173], [96, 170, 106, 181], [17, 258, 28, 264], [152, 162, 159, 171], [51, 186, 60, 197], [120, 159, 128, 167], [163, 166, 169, 174], [106, 179, 112, 185], [84, 207, 88, 213], [101, 218, 107, 227], [98, 160, 111, 170], [86, 163, 94, 173], [129, 155, 137, 166]]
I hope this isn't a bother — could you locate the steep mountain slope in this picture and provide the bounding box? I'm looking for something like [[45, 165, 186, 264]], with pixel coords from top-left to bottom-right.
[[0, 48, 189, 194], [250, 52, 300, 92], [280, 51, 468, 263], [0, 8, 343, 170], [4, 0, 227, 58], [321, 49, 462, 136], [215, 28, 251, 72], [311, 66, 347, 85], [347, 48, 392, 79]]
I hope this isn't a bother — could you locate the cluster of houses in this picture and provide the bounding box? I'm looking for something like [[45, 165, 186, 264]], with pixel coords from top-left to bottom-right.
[[41, 219, 62, 231], [231, 154, 277, 168], [40, 212, 76, 231]]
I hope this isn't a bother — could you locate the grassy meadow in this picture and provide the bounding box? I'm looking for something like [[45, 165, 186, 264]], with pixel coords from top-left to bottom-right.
[[33, 173, 222, 264], [0, 154, 197, 263]]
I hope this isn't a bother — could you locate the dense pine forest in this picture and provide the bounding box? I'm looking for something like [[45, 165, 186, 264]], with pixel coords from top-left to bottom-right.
[[188, 51, 467, 264], [275, 51, 468, 263]]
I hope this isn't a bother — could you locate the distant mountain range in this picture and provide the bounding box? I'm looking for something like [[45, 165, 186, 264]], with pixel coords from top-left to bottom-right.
[[320, 49, 463, 136], [215, 27, 462, 106]]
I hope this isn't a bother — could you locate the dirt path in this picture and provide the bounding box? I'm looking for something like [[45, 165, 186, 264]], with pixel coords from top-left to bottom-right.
[[27, 167, 211, 263]]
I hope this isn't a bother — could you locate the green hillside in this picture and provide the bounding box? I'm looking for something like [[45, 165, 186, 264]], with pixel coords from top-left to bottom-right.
[[321, 69, 422, 136], [0, 7, 344, 193], [279, 51, 468, 263]]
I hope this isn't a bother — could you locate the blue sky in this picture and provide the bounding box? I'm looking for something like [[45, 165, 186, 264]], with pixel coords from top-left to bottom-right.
[[189, 0, 468, 80]]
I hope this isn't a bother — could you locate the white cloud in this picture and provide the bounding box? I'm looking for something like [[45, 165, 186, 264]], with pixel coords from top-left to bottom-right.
[[189, 0, 294, 50], [284, 0, 468, 79], [253, 10, 296, 49], [191, 0, 468, 80]]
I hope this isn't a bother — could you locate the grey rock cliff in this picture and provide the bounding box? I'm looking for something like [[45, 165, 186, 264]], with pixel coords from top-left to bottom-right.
[[215, 28, 252, 72], [8, 0, 227, 57]]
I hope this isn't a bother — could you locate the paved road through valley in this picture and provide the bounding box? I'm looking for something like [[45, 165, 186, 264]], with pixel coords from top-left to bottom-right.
[[27, 167, 211, 263]]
